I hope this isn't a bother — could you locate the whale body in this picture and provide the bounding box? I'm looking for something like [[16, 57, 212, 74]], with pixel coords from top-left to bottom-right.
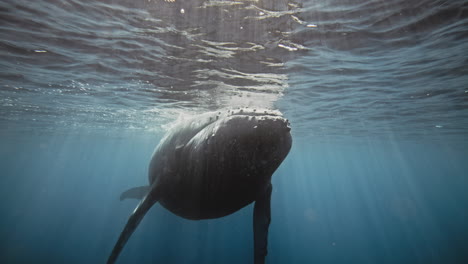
[[107, 108, 292, 264]]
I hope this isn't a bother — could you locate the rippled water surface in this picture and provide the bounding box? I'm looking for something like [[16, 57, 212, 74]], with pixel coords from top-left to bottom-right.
[[1, 0, 468, 263], [1, 0, 467, 138]]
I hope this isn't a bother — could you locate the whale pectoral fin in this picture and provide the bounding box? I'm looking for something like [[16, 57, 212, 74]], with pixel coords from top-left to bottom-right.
[[253, 183, 272, 264], [107, 184, 162, 264], [120, 186, 150, 201]]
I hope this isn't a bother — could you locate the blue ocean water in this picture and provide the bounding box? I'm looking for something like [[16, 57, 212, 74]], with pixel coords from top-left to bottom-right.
[[1, 0, 468, 263]]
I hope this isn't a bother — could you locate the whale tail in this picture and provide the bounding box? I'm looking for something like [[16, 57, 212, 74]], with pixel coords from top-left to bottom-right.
[[120, 186, 150, 201], [107, 183, 162, 264]]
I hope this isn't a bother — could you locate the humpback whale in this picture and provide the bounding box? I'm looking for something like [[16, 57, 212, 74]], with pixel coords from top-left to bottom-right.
[[107, 108, 292, 264]]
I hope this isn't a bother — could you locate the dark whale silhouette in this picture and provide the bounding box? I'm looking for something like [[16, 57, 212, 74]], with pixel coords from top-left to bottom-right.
[[107, 108, 292, 264]]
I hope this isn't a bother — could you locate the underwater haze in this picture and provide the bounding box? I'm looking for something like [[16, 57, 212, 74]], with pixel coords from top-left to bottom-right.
[[1, 0, 468, 263]]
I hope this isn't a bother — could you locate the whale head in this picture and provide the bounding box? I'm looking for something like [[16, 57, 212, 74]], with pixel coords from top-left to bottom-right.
[[194, 108, 292, 182], [149, 107, 292, 197]]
